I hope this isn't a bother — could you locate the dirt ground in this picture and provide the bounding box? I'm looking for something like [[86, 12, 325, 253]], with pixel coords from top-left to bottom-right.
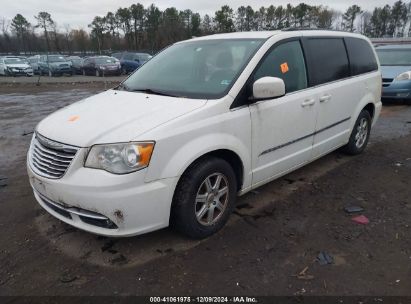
[[0, 83, 410, 297]]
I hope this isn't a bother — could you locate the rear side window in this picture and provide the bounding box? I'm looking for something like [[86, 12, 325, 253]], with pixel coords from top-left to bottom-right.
[[304, 38, 349, 86], [345, 37, 378, 75], [253, 40, 307, 93]]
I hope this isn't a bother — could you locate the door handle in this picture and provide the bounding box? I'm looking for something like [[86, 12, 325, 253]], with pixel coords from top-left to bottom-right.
[[301, 99, 315, 107], [320, 94, 332, 103]]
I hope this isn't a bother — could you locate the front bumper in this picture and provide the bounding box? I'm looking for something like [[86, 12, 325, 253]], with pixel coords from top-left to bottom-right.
[[8, 69, 33, 76], [382, 79, 411, 99], [100, 68, 121, 75], [27, 149, 179, 237], [53, 68, 72, 74]]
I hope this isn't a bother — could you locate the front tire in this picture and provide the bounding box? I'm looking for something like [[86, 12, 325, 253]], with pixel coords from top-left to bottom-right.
[[171, 157, 237, 239], [342, 110, 372, 155]]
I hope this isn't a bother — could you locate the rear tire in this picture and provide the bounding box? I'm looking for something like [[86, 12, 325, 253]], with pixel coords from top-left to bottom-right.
[[342, 110, 372, 155], [171, 157, 237, 239]]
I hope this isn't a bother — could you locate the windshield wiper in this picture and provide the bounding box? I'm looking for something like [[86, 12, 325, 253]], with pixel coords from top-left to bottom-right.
[[131, 88, 181, 98], [115, 83, 130, 91]]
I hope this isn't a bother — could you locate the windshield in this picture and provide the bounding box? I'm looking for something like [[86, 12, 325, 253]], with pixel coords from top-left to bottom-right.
[[4, 58, 24, 64], [138, 54, 151, 61], [95, 57, 117, 64], [376, 49, 411, 66], [121, 39, 265, 99], [48, 56, 67, 63]]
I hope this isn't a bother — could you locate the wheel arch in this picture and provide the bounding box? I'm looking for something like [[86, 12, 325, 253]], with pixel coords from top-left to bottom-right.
[[178, 149, 245, 193], [363, 102, 375, 120], [350, 93, 378, 132]]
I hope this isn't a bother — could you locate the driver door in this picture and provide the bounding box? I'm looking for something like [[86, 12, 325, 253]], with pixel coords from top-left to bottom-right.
[[249, 39, 318, 187]]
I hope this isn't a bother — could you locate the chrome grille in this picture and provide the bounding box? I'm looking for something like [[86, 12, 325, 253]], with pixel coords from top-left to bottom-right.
[[29, 133, 78, 179]]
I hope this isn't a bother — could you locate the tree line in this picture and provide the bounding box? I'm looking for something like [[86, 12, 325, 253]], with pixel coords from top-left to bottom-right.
[[1, 1, 411, 55]]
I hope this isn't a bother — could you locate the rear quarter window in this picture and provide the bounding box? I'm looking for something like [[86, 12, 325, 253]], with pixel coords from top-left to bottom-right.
[[345, 37, 378, 75], [304, 38, 350, 86]]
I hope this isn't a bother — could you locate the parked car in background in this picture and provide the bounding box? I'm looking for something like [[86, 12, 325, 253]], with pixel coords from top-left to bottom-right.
[[67, 56, 84, 75], [27, 56, 41, 75], [376, 44, 411, 103], [38, 55, 73, 76], [0, 57, 33, 76], [28, 30, 381, 239], [112, 52, 152, 74], [82, 56, 121, 76]]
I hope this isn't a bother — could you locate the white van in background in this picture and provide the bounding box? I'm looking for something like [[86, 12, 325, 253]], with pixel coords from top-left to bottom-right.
[[27, 30, 382, 239]]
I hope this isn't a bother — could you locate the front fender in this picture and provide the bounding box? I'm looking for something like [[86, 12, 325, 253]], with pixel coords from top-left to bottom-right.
[[146, 132, 252, 190]]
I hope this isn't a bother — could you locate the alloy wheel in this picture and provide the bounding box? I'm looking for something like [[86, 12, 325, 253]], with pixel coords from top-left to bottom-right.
[[195, 173, 229, 226], [355, 117, 368, 149]]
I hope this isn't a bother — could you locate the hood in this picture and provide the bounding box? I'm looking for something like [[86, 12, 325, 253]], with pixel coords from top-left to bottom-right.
[[50, 62, 70, 66], [36, 90, 206, 147], [380, 65, 411, 79], [6, 63, 31, 69]]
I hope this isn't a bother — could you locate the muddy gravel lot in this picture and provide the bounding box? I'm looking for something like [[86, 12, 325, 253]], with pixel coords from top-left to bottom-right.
[[0, 82, 410, 297]]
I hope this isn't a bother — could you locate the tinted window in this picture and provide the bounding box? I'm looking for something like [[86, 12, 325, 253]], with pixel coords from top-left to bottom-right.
[[254, 40, 307, 93], [48, 55, 66, 63], [112, 53, 122, 59], [94, 57, 117, 64], [345, 37, 378, 75], [4, 58, 24, 64], [137, 54, 151, 61], [304, 38, 349, 86], [123, 53, 134, 60]]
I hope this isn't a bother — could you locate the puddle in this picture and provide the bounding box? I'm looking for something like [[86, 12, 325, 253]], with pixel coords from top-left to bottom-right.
[[0, 89, 98, 171]]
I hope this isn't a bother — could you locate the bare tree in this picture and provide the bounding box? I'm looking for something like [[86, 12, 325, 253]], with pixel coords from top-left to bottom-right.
[[35, 11, 54, 52]]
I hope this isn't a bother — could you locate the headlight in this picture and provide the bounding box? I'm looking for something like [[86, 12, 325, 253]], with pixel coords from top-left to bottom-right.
[[100, 66, 106, 70], [85, 142, 155, 174], [395, 71, 411, 81]]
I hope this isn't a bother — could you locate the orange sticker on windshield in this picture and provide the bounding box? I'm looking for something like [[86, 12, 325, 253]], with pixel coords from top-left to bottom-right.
[[68, 115, 80, 122], [280, 62, 289, 74]]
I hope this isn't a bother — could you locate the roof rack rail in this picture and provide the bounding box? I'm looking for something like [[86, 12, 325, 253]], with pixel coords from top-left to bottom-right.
[[281, 27, 349, 33]]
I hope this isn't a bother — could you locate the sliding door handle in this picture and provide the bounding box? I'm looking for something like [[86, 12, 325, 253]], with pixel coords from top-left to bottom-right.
[[320, 94, 332, 103], [301, 99, 315, 107]]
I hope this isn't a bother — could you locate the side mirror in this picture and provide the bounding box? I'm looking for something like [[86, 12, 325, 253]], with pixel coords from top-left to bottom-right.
[[252, 77, 285, 101]]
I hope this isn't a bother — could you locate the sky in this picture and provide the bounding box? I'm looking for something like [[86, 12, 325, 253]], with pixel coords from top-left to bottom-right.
[[1, 0, 403, 30]]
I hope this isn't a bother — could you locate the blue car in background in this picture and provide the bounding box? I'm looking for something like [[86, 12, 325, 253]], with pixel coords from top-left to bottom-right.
[[112, 52, 152, 74], [376, 45, 411, 103]]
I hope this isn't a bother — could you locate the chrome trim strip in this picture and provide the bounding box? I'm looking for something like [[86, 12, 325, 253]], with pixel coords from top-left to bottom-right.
[[37, 191, 108, 221], [260, 116, 351, 156]]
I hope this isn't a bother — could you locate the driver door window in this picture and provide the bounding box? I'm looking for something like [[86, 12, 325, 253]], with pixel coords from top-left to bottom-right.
[[253, 40, 307, 93]]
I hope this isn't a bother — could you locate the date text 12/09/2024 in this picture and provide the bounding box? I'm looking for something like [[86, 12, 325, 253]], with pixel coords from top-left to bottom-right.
[[150, 297, 258, 303]]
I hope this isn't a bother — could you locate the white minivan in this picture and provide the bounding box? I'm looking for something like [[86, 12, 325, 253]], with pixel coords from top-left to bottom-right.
[[27, 30, 382, 238]]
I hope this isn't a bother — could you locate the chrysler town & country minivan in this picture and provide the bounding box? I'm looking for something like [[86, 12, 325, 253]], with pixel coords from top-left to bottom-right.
[[27, 30, 382, 238]]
